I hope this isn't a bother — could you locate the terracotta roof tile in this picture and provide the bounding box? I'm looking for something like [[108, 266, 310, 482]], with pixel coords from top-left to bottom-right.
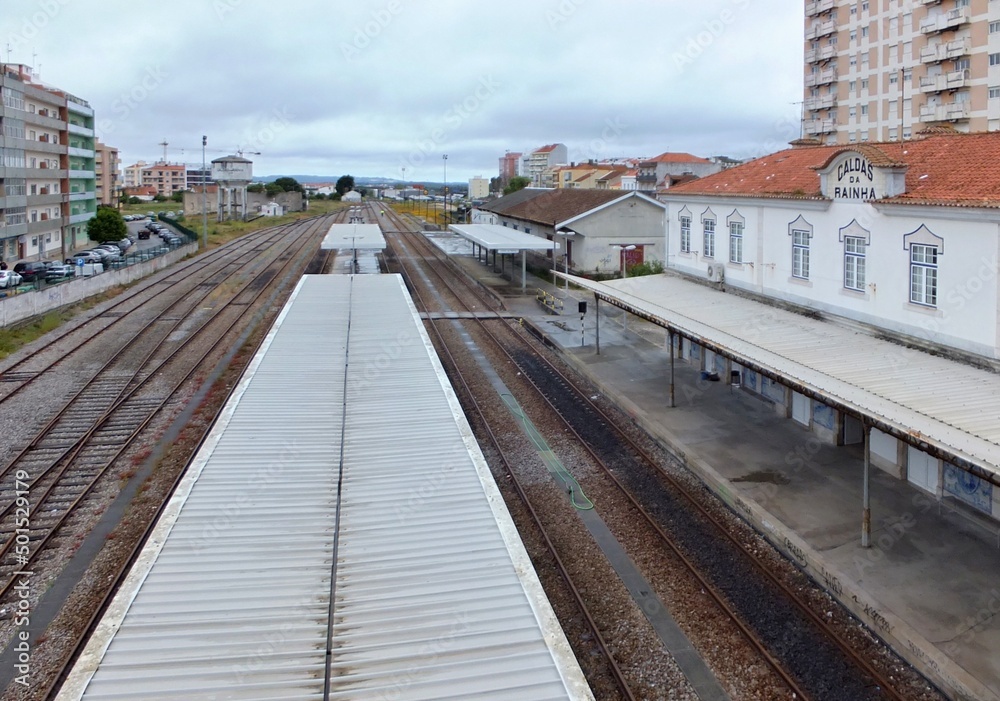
[[485, 189, 627, 225], [640, 151, 712, 165], [664, 132, 1000, 208]]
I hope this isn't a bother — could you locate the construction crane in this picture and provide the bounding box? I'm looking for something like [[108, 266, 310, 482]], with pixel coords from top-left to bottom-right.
[[157, 140, 262, 161]]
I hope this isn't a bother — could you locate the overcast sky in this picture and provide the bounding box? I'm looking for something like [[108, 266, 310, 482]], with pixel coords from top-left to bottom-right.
[[4, 0, 803, 182]]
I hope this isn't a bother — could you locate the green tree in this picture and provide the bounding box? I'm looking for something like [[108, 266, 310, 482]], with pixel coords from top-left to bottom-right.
[[265, 182, 283, 197], [86, 208, 127, 244], [152, 193, 167, 202], [273, 176, 303, 193], [503, 176, 531, 195], [336, 175, 355, 196], [247, 183, 265, 193], [312, 192, 327, 200], [127, 196, 142, 204], [171, 190, 187, 203]]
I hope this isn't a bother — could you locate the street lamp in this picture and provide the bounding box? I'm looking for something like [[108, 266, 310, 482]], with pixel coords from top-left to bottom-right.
[[556, 227, 576, 292], [442, 154, 448, 225]]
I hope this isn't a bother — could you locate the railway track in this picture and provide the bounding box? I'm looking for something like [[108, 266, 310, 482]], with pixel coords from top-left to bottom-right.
[[0, 209, 351, 699], [374, 203, 937, 701]]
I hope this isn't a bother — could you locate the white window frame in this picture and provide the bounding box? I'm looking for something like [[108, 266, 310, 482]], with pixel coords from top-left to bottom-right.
[[844, 236, 866, 291], [792, 229, 810, 279], [703, 218, 716, 258], [729, 221, 743, 263], [910, 244, 938, 306], [680, 216, 691, 253]]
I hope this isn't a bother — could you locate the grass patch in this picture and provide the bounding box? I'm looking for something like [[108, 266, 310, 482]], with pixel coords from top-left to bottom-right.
[[0, 290, 121, 359]]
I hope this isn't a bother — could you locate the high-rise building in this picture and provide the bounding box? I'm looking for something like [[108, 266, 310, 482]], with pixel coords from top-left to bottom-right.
[[498, 151, 521, 184], [804, 0, 998, 143], [0, 63, 96, 263], [95, 140, 120, 207], [521, 144, 568, 187]]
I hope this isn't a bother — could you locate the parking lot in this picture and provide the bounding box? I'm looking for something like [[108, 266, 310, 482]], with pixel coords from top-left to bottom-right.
[[0, 218, 193, 297]]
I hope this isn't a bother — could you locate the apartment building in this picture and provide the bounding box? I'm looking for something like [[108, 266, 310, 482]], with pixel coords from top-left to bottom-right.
[[521, 144, 568, 187], [498, 151, 521, 184], [95, 140, 120, 207], [0, 63, 96, 263], [805, 0, 1000, 143], [635, 152, 722, 196]]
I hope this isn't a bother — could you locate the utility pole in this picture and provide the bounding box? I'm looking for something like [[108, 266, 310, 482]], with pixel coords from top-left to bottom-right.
[[201, 136, 208, 249], [159, 139, 169, 163]]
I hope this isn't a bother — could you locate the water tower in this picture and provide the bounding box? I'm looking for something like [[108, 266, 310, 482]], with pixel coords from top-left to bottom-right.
[[211, 154, 253, 221]]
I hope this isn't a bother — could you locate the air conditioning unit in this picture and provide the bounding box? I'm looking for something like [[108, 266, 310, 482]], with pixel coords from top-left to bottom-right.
[[706, 264, 725, 282]]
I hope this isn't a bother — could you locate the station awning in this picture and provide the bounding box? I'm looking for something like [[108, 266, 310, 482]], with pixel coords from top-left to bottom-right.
[[449, 224, 554, 254], [560, 272, 1000, 484], [321, 223, 386, 250]]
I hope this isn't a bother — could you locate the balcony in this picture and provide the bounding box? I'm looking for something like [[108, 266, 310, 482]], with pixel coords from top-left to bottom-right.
[[804, 94, 838, 111], [66, 122, 94, 138], [805, 0, 834, 15], [67, 146, 93, 158], [22, 110, 62, 130], [918, 0, 942, 4], [806, 19, 837, 40], [27, 218, 61, 235], [805, 44, 837, 63], [919, 74, 947, 92], [68, 191, 92, 201], [945, 37, 971, 59], [67, 169, 94, 179], [919, 6, 971, 34], [25, 139, 66, 156], [27, 192, 62, 206], [919, 101, 971, 122], [803, 118, 837, 135], [68, 211, 95, 225], [946, 68, 971, 90], [805, 67, 838, 87]]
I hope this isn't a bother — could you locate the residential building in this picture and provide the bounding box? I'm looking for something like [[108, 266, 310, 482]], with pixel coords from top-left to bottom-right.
[[123, 161, 147, 188], [303, 183, 336, 197], [620, 169, 638, 190], [94, 140, 120, 207], [468, 176, 489, 199], [553, 163, 628, 190], [521, 144, 568, 187], [186, 166, 212, 191], [0, 63, 95, 263], [498, 151, 521, 184], [635, 152, 722, 197], [804, 0, 1000, 142], [142, 162, 187, 198]]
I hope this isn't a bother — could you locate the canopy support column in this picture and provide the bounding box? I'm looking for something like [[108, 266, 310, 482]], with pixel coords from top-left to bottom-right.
[[862, 420, 872, 548], [669, 329, 675, 408], [595, 294, 601, 355]]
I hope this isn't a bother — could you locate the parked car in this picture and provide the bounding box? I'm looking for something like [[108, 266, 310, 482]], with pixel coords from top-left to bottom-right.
[[45, 263, 73, 281], [137, 229, 150, 240], [116, 238, 133, 251], [0, 270, 23, 289], [166, 211, 176, 218], [13, 261, 50, 283], [69, 251, 105, 265]]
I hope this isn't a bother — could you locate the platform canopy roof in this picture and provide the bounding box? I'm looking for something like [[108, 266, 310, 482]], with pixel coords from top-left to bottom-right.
[[560, 272, 1000, 485], [321, 223, 386, 250], [449, 224, 555, 254]]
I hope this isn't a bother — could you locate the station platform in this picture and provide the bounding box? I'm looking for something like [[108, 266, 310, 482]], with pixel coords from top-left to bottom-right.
[[437, 237, 1000, 701]]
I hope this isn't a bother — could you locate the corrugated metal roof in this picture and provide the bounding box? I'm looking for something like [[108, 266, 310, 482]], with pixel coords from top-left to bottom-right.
[[448, 224, 554, 250], [321, 223, 386, 250], [60, 274, 591, 701], [567, 273, 1000, 479]]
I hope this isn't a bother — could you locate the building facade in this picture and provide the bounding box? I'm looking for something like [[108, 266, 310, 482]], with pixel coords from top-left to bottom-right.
[[521, 144, 568, 187], [635, 152, 721, 196], [95, 140, 119, 207], [662, 131, 1000, 508], [0, 63, 95, 264], [468, 176, 489, 199], [804, 0, 1000, 143], [498, 151, 521, 184]]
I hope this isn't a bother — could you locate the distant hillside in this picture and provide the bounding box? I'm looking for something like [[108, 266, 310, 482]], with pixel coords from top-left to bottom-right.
[[255, 175, 462, 188]]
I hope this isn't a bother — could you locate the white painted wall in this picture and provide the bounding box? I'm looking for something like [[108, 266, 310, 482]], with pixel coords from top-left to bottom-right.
[[663, 194, 1000, 360]]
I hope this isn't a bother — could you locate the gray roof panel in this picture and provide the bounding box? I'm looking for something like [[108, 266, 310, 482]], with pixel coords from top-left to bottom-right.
[[59, 274, 591, 701]]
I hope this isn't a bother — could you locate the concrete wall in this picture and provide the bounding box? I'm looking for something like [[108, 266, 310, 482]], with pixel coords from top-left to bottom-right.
[[0, 243, 195, 328], [567, 196, 666, 273]]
